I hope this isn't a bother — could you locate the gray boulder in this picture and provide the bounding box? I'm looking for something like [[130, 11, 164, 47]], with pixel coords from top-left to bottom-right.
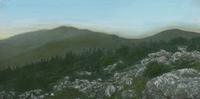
[[143, 69, 200, 99]]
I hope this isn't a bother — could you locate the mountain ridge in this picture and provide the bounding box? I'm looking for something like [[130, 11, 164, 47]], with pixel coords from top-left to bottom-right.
[[0, 26, 200, 68], [0, 26, 132, 68], [142, 28, 200, 42]]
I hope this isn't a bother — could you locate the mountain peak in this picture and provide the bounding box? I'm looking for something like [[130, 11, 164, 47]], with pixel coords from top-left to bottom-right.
[[160, 29, 186, 34], [52, 26, 78, 31], [143, 29, 200, 42]]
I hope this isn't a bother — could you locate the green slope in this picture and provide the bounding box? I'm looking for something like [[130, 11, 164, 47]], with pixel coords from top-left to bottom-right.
[[0, 26, 98, 61], [0, 26, 132, 68]]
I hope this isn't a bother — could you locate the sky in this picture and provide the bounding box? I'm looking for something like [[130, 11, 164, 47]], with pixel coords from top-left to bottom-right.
[[0, 0, 200, 39]]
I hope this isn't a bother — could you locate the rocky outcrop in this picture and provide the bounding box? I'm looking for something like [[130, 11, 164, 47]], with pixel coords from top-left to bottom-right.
[[104, 60, 123, 73], [143, 69, 200, 99], [0, 91, 16, 99], [0, 89, 49, 99], [137, 48, 200, 77], [53, 74, 136, 98], [1, 48, 200, 99], [18, 89, 46, 99]]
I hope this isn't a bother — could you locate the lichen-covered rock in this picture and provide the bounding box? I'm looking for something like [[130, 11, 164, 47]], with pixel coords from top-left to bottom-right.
[[0, 91, 16, 99], [143, 69, 200, 99], [104, 60, 123, 72], [141, 50, 172, 65], [0, 89, 48, 99], [18, 89, 45, 99], [76, 71, 92, 76], [105, 85, 116, 97]]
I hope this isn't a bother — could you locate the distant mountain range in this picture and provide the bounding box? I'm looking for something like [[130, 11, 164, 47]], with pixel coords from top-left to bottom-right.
[[0, 26, 200, 69], [142, 29, 200, 42]]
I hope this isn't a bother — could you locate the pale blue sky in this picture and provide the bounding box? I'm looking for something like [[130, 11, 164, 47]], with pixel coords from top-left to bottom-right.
[[0, 0, 200, 38]]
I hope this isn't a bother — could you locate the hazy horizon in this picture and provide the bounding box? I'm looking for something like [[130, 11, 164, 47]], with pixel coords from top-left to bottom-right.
[[0, 0, 200, 39]]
